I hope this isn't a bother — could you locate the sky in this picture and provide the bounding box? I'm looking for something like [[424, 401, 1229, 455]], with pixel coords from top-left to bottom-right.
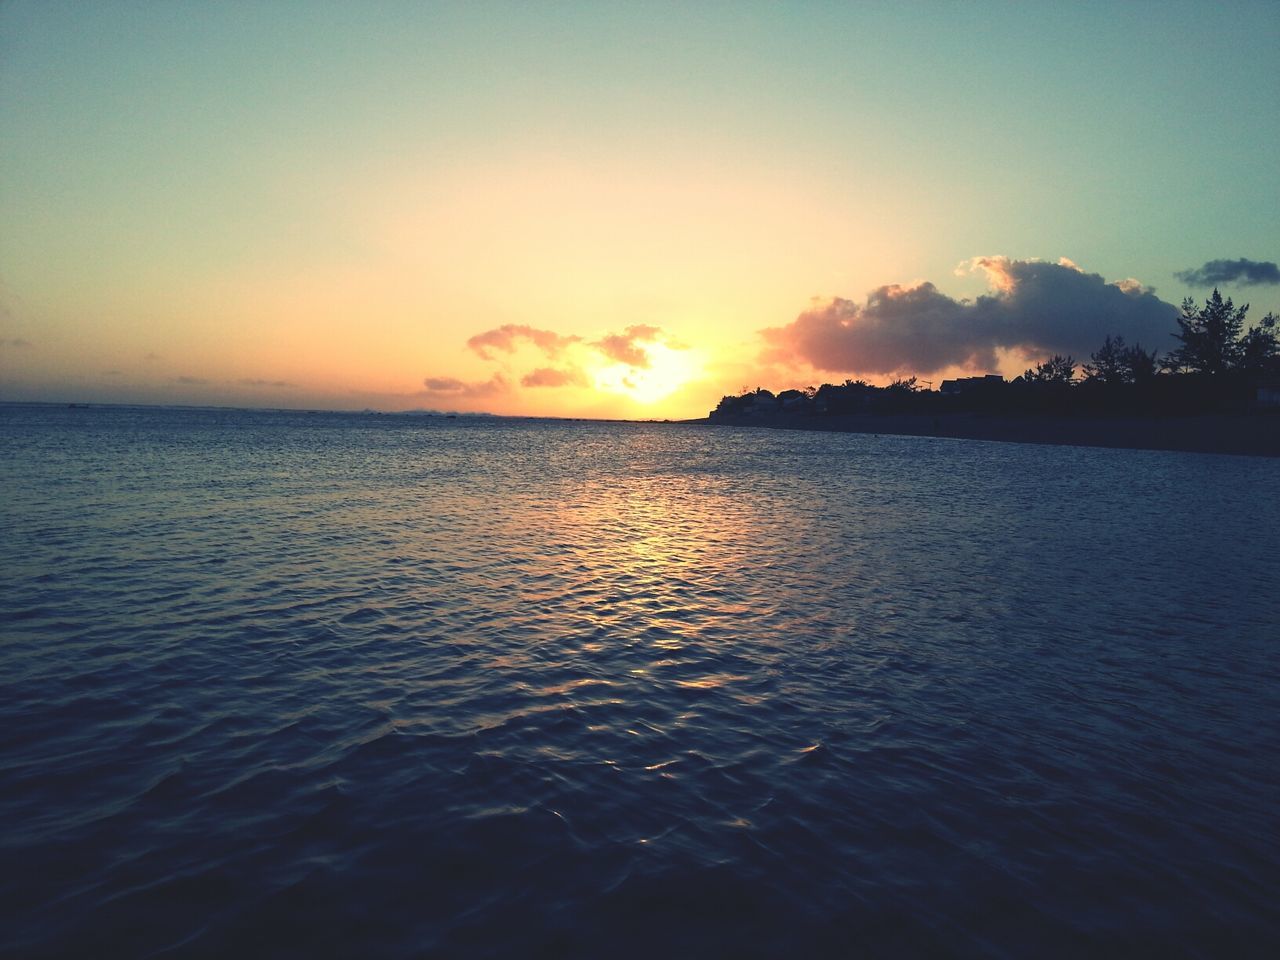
[[2, 1, 1278, 419]]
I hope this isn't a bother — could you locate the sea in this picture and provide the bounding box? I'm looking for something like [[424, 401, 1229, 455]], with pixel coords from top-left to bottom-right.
[[2, 402, 1278, 958]]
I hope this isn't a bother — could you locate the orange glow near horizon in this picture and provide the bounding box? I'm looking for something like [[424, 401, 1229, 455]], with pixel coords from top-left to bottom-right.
[[592, 343, 702, 406]]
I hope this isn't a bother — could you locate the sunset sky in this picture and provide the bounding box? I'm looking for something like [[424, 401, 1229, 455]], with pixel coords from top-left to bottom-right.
[[2, 1, 1277, 419]]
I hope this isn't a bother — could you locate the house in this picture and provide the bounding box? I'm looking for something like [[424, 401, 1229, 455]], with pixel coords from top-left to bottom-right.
[[940, 374, 1005, 395], [777, 389, 808, 411], [743, 389, 777, 415]]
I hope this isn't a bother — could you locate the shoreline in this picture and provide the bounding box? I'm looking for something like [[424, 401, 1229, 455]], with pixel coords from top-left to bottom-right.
[[693, 411, 1280, 458]]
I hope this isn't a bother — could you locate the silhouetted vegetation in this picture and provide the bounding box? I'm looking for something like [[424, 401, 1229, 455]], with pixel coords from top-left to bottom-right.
[[710, 289, 1280, 423], [1023, 354, 1076, 385], [1082, 336, 1159, 385], [1165, 289, 1244, 375]]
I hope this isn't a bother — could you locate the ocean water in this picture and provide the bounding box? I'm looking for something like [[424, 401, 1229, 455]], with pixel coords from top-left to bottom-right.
[[2, 402, 1278, 958]]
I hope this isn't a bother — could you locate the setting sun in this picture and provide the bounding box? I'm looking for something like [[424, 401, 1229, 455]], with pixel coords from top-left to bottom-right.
[[4, 5, 1279, 958], [593, 343, 701, 405]]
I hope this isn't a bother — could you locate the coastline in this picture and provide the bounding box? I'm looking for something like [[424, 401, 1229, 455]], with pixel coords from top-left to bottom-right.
[[693, 411, 1280, 458]]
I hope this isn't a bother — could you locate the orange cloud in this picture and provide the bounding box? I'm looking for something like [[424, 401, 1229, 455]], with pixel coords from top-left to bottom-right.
[[466, 325, 580, 361], [521, 366, 587, 388], [591, 324, 664, 368], [420, 373, 510, 398]]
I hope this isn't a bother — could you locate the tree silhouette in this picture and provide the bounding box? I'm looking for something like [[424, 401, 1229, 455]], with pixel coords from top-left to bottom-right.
[[1082, 336, 1126, 383], [1122, 341, 1160, 382], [1163, 289, 1248, 375], [1083, 336, 1159, 384], [1023, 355, 1076, 384], [1238, 312, 1279, 373]]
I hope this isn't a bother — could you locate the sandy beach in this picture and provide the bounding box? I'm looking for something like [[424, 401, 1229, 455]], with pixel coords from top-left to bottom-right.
[[698, 411, 1280, 458]]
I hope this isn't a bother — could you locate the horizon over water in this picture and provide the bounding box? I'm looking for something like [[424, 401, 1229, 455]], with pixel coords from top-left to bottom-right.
[[2, 402, 1278, 958]]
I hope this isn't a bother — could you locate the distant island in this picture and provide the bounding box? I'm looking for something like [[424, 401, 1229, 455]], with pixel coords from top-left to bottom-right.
[[703, 290, 1280, 457]]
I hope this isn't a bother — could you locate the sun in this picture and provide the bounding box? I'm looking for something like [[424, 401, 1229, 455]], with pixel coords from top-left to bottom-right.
[[593, 343, 698, 404]]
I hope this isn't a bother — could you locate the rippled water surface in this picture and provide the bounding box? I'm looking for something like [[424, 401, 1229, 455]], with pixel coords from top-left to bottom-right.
[[2, 403, 1278, 958]]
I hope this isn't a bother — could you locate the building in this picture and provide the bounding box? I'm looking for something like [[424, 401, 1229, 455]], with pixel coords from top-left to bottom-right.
[[939, 374, 1005, 396]]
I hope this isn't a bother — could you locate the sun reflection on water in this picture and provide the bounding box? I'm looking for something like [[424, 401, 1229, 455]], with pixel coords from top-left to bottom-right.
[[468, 463, 783, 769]]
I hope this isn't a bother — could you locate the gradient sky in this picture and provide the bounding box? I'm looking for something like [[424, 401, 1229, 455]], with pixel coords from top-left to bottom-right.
[[2, 1, 1277, 418]]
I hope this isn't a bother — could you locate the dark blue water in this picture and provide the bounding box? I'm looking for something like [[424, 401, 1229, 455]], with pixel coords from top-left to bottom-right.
[[2, 402, 1278, 958]]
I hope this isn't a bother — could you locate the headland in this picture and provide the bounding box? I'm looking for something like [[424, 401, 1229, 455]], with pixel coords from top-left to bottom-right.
[[696, 411, 1280, 457]]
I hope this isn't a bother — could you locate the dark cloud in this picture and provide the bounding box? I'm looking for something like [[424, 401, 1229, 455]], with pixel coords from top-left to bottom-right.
[[237, 378, 295, 388], [521, 366, 587, 388], [1, 337, 32, 348], [762, 257, 1179, 376], [420, 373, 509, 399], [1175, 258, 1280, 287], [592, 324, 662, 368], [467, 325, 580, 360], [174, 375, 209, 385]]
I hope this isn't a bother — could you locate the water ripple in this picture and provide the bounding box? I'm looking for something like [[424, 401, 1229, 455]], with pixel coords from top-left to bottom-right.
[[2, 404, 1278, 957]]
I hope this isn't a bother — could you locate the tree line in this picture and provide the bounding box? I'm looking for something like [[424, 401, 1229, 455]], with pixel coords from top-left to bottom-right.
[[712, 289, 1280, 420], [1024, 289, 1277, 383]]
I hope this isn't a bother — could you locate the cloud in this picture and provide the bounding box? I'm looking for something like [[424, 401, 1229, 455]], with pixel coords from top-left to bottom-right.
[[762, 256, 1180, 376], [467, 324, 580, 360], [1112, 278, 1150, 295], [237, 378, 295, 388], [592, 324, 663, 368], [0, 337, 31, 348], [521, 366, 587, 388], [450, 322, 682, 395], [420, 373, 509, 399], [1175, 258, 1280, 287], [173, 375, 209, 385]]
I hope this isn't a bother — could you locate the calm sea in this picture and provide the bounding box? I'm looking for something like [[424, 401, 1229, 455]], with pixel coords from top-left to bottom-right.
[[2, 403, 1278, 958]]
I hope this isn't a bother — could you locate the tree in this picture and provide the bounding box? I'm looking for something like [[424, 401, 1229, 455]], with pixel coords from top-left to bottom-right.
[[1082, 336, 1127, 384], [1023, 355, 1076, 384], [712, 394, 747, 418], [1083, 335, 1159, 385], [1121, 341, 1160, 382], [1163, 289, 1248, 375], [887, 376, 919, 392], [1238, 312, 1279, 373]]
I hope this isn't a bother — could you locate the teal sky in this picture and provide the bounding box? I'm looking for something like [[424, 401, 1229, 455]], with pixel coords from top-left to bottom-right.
[[2, 1, 1277, 415]]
